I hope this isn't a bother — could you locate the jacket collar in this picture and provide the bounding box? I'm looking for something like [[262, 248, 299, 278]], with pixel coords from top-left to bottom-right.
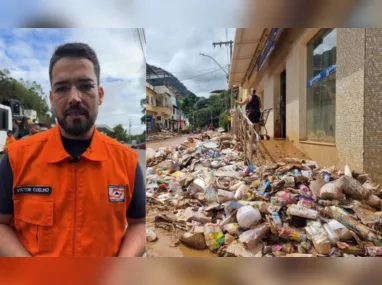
[[45, 125, 107, 163]]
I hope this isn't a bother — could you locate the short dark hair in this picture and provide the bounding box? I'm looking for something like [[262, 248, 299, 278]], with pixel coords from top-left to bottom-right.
[[49, 43, 100, 84], [252, 89, 256, 94], [7, 130, 13, 135]]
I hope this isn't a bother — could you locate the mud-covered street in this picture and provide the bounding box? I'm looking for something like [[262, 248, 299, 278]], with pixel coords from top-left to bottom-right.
[[146, 134, 216, 257]]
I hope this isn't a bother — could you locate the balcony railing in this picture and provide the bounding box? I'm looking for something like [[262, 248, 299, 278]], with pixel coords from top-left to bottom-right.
[[231, 107, 259, 165], [147, 104, 172, 116]]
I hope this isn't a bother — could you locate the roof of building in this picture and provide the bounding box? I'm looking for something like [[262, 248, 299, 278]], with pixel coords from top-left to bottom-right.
[[96, 124, 113, 133], [209, 89, 225, 94]]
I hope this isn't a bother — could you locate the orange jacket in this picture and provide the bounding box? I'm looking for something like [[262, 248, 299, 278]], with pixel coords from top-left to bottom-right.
[[7, 125, 138, 257], [4, 136, 16, 152]]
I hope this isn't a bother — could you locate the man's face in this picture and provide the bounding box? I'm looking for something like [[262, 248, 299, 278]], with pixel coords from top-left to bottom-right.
[[7, 133, 12, 137], [30, 126, 39, 135], [49, 57, 104, 137]]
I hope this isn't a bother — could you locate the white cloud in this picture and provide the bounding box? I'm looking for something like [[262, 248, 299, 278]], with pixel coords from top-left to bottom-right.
[[0, 28, 146, 134], [147, 28, 235, 98]]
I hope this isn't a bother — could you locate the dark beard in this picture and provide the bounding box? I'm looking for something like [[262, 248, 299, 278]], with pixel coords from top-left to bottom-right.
[[57, 113, 96, 136]]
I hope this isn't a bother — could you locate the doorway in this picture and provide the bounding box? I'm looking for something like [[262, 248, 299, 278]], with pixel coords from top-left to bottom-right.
[[279, 70, 287, 139]]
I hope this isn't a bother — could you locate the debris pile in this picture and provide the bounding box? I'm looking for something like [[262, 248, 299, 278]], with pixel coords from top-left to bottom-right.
[[147, 130, 180, 142], [146, 132, 382, 257]]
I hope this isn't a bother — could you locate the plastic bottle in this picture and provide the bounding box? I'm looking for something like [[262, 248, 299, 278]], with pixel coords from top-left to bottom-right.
[[287, 205, 319, 220], [322, 172, 331, 183], [205, 185, 218, 204], [271, 210, 282, 229], [259, 181, 271, 192], [248, 165, 256, 173], [208, 149, 220, 158], [294, 169, 302, 177], [205, 171, 218, 204]]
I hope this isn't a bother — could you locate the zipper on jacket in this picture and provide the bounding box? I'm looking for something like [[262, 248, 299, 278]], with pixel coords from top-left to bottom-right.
[[72, 161, 79, 257]]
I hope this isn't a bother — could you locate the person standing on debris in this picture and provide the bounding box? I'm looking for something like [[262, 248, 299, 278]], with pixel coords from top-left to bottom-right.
[[21, 124, 41, 139], [235, 89, 262, 135], [0, 43, 145, 257], [4, 131, 16, 153]]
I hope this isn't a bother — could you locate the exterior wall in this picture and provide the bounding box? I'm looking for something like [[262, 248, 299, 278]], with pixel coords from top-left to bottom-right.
[[146, 84, 158, 117], [243, 29, 342, 168], [235, 28, 382, 174], [263, 74, 275, 137], [364, 28, 382, 182], [285, 42, 301, 143], [336, 28, 366, 172]]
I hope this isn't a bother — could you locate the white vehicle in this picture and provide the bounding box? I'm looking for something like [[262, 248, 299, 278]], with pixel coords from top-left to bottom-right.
[[24, 109, 38, 122], [0, 104, 13, 153]]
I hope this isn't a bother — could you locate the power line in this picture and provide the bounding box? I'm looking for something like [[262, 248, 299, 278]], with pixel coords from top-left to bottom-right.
[[226, 28, 229, 67], [179, 68, 225, 82], [136, 28, 145, 61], [167, 66, 228, 74], [129, 119, 132, 143], [142, 28, 146, 44]]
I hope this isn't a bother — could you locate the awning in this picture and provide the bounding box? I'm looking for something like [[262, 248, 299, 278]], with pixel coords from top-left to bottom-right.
[[228, 28, 264, 88], [229, 28, 283, 88]]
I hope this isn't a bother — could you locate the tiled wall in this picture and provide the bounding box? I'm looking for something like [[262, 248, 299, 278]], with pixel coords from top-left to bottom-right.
[[336, 28, 366, 173], [364, 28, 382, 183]]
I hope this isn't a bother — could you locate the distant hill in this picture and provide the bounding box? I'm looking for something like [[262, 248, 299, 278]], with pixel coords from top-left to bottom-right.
[[146, 64, 192, 97]]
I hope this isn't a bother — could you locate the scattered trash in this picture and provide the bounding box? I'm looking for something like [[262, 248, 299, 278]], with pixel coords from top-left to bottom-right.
[[204, 223, 225, 251], [146, 228, 158, 242], [236, 206, 261, 229], [146, 131, 382, 257], [180, 232, 207, 250], [147, 130, 180, 141]]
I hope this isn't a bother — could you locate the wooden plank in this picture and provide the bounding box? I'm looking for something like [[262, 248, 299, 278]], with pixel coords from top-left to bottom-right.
[[249, 127, 253, 164], [237, 107, 253, 127], [243, 121, 247, 163]]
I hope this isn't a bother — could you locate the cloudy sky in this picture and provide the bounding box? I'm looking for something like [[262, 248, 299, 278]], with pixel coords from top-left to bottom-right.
[[147, 28, 236, 98], [0, 28, 146, 134]]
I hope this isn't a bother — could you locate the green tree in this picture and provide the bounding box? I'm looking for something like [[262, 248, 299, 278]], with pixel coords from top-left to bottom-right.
[[140, 98, 146, 124], [0, 69, 52, 123], [219, 112, 229, 131], [113, 124, 128, 142]]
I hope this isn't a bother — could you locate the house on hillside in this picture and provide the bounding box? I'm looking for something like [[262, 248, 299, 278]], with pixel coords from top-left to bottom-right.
[[146, 82, 171, 133], [146, 64, 188, 133], [229, 28, 382, 183], [209, 89, 225, 96]]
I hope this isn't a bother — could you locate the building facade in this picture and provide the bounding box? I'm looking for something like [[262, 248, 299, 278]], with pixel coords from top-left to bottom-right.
[[146, 81, 187, 133], [229, 28, 382, 183]]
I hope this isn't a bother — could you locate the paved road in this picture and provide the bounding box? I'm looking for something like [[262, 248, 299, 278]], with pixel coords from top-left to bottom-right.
[[133, 149, 145, 178], [147, 134, 192, 150]]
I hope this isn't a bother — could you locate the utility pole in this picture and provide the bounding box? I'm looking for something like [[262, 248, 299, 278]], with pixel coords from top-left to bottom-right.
[[213, 40, 235, 130], [129, 119, 132, 144], [212, 40, 233, 72]]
